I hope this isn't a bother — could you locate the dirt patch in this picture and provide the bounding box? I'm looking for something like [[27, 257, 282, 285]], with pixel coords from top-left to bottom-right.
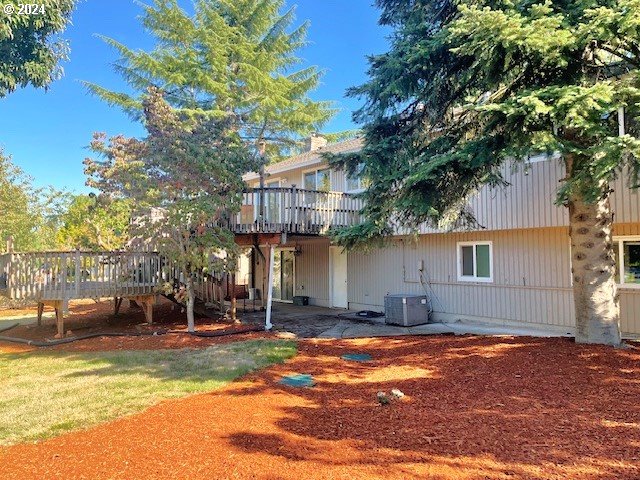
[[1, 336, 639, 479], [0, 298, 268, 353]]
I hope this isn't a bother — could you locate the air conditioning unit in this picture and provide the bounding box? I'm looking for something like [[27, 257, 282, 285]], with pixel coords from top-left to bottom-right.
[[384, 294, 431, 326]]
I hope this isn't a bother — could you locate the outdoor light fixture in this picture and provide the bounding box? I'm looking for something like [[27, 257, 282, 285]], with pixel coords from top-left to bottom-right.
[[293, 246, 302, 256]]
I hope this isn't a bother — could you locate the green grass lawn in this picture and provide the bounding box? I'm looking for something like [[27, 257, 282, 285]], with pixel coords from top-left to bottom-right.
[[0, 340, 296, 446]]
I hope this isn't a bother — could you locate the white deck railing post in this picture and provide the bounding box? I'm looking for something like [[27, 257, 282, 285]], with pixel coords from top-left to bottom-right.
[[74, 249, 81, 297], [5, 236, 13, 297]]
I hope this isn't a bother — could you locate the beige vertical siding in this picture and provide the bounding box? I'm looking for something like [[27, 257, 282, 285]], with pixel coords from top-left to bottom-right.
[[292, 238, 330, 307], [619, 292, 640, 335], [348, 227, 640, 335], [245, 154, 640, 334]]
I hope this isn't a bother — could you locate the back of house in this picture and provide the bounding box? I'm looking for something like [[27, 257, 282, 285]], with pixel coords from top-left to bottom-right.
[[239, 136, 640, 338]]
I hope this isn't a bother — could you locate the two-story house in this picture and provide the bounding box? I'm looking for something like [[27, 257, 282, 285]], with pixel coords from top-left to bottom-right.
[[237, 135, 640, 337]]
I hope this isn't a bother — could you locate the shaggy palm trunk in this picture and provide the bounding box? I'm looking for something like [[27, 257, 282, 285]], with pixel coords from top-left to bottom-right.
[[568, 190, 621, 346], [186, 275, 196, 333]]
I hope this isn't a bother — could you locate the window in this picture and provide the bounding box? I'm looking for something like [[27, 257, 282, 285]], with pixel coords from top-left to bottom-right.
[[303, 168, 331, 191], [345, 163, 365, 192], [457, 241, 493, 282], [614, 236, 640, 287]]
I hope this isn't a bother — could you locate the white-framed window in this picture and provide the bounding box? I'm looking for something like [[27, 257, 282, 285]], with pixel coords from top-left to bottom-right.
[[457, 241, 493, 283], [345, 163, 365, 192], [613, 236, 640, 288], [303, 168, 331, 191]]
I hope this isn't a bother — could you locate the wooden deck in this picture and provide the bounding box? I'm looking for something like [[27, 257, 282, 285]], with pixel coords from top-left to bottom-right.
[[0, 188, 365, 337], [0, 251, 171, 338], [0, 251, 164, 301], [226, 187, 363, 235]]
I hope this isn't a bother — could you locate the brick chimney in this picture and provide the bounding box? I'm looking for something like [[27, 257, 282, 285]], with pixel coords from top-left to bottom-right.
[[305, 133, 328, 152]]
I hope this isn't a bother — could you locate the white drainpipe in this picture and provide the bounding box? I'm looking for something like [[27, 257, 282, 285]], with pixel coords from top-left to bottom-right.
[[265, 244, 275, 331]]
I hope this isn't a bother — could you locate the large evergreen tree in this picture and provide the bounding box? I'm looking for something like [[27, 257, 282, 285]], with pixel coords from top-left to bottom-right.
[[85, 0, 334, 159], [334, 0, 640, 346]]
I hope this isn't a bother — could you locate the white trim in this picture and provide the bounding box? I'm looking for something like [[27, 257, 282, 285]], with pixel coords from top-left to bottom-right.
[[525, 152, 561, 164], [456, 241, 494, 283], [613, 236, 640, 289]]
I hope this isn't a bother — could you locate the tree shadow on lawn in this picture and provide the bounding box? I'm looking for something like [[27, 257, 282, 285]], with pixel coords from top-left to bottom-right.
[[1, 339, 296, 385], [223, 335, 640, 479]]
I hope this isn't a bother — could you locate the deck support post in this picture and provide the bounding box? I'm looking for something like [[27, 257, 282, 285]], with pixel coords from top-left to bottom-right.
[[37, 299, 66, 339], [131, 295, 155, 324], [265, 244, 275, 331], [37, 302, 44, 326], [114, 297, 123, 316], [230, 273, 237, 323], [55, 301, 64, 339]]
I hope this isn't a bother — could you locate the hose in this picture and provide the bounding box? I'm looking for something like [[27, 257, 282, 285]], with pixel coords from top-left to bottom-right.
[[0, 324, 264, 347], [185, 325, 263, 337], [0, 330, 169, 347], [0, 322, 20, 334]]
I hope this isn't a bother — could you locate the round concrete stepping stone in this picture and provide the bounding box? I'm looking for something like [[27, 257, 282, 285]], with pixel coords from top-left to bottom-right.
[[341, 353, 373, 362], [279, 374, 315, 387]]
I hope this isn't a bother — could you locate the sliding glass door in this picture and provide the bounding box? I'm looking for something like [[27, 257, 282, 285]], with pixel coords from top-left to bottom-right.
[[272, 250, 295, 302]]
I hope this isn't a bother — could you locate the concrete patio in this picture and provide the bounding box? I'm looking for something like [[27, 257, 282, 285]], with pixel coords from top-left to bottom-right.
[[240, 302, 577, 339]]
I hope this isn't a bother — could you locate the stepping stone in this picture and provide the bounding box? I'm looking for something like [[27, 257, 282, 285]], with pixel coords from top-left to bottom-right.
[[280, 374, 315, 388], [341, 353, 373, 362]]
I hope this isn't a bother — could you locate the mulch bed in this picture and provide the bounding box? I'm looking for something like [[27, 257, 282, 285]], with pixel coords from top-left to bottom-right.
[[1, 336, 639, 479], [0, 298, 268, 353]]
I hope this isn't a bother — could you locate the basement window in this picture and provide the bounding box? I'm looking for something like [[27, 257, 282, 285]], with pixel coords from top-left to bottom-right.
[[457, 241, 493, 283], [613, 236, 640, 287]]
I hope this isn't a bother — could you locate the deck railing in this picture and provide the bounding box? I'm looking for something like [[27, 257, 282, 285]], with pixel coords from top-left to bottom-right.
[[0, 251, 166, 301], [226, 187, 364, 234]]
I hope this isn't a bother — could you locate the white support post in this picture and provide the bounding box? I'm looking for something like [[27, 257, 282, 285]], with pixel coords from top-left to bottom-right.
[[265, 244, 275, 331], [618, 106, 626, 137]]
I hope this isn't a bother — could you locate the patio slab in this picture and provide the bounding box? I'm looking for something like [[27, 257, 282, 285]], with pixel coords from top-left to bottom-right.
[[241, 303, 577, 340]]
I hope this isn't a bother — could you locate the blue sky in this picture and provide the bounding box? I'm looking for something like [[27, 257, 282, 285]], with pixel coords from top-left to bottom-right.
[[0, 0, 389, 193]]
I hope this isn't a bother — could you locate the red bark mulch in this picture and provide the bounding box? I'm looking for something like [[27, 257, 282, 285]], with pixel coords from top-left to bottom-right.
[[1, 336, 639, 479], [0, 298, 267, 353]]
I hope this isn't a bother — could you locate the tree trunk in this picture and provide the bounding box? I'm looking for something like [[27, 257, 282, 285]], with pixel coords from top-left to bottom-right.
[[186, 276, 196, 333], [568, 191, 621, 346]]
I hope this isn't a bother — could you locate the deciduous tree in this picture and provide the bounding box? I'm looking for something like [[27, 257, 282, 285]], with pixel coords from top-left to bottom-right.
[[0, 0, 75, 96], [0, 150, 65, 251], [85, 88, 256, 332], [56, 194, 132, 251]]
